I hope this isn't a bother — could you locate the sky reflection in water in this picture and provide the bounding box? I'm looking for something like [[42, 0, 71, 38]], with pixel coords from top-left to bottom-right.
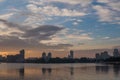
[[0, 63, 120, 80]]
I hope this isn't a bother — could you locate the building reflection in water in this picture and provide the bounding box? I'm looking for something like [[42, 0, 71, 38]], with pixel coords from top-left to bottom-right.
[[41, 67, 74, 76], [96, 65, 109, 73], [96, 64, 120, 76], [18, 67, 24, 79], [42, 68, 52, 75], [70, 67, 74, 75], [113, 64, 120, 77], [47, 68, 52, 74]]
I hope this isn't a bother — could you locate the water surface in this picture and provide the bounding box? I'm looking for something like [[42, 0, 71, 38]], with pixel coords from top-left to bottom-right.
[[0, 63, 120, 80]]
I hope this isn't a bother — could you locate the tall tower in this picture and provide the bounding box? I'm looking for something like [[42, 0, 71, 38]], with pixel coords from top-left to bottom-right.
[[100, 51, 110, 60], [19, 49, 25, 62], [48, 52, 52, 59], [96, 53, 101, 60], [70, 50, 74, 59], [42, 52, 46, 59], [113, 49, 120, 57]]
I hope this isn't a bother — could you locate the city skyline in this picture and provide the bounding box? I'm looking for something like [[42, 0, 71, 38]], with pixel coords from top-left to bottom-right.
[[0, 48, 120, 63], [0, 48, 120, 59], [0, 0, 120, 58]]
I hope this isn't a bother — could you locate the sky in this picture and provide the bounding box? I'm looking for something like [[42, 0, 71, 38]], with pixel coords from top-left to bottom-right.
[[0, 0, 120, 58]]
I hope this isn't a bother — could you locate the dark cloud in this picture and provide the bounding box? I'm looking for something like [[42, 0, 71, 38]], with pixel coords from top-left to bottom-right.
[[0, 19, 72, 50], [0, 19, 20, 28], [0, 36, 30, 48], [78, 43, 85, 45], [0, 19, 29, 31], [0, 19, 64, 40], [0, 35, 73, 50], [22, 25, 64, 40], [46, 44, 73, 49]]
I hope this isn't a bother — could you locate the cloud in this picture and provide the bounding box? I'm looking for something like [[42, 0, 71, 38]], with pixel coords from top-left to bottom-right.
[[0, 13, 14, 20], [93, 0, 120, 24], [0, 19, 26, 30], [0, 19, 29, 32], [0, 0, 119, 53], [22, 25, 64, 40], [26, 4, 86, 17], [40, 28, 93, 46], [24, 2, 87, 26], [67, 33, 93, 40], [0, 36, 30, 48], [46, 44, 73, 49], [97, 0, 120, 11], [29, 0, 92, 5], [0, 19, 64, 41], [25, 0, 87, 26], [109, 2, 120, 11], [102, 37, 110, 39], [0, 19, 20, 28], [72, 22, 79, 26], [0, 19, 24, 36], [97, 0, 110, 3], [93, 5, 113, 22], [51, 0, 91, 5], [0, 19, 72, 50]]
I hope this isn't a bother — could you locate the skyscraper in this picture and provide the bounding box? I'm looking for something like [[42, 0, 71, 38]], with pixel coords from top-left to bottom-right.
[[95, 51, 110, 60], [42, 52, 46, 59], [41, 52, 52, 62], [113, 49, 120, 57], [68, 50, 74, 59], [95, 53, 101, 60], [19, 49, 25, 62], [70, 50, 74, 59], [100, 51, 110, 60], [48, 52, 52, 59]]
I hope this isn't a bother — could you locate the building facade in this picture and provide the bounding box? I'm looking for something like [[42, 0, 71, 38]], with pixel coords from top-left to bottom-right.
[[113, 49, 120, 57]]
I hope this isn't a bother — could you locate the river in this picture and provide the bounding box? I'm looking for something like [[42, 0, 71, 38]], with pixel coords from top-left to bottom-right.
[[0, 63, 120, 80]]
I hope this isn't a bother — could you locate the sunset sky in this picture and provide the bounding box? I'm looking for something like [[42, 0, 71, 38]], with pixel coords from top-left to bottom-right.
[[0, 0, 120, 58]]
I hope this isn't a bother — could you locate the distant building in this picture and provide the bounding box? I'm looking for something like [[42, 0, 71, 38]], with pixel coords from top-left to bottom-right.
[[95, 53, 101, 60], [113, 49, 120, 57], [7, 55, 16, 62], [68, 50, 74, 59], [48, 52, 52, 59], [100, 51, 110, 60], [17, 49, 25, 62], [42, 52, 47, 60], [7, 49, 25, 62], [42, 52, 52, 62], [0, 55, 4, 61], [95, 51, 110, 60], [70, 50, 74, 58]]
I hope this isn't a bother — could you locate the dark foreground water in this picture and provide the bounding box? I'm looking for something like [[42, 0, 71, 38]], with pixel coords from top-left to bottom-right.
[[0, 63, 120, 80]]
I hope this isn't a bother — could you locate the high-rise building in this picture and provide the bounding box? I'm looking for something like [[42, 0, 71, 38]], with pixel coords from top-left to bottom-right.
[[70, 50, 74, 59], [42, 52, 52, 62], [95, 53, 101, 60], [113, 49, 120, 57], [48, 52, 52, 59], [68, 50, 74, 59], [100, 51, 110, 60], [42, 52, 46, 59], [18, 49, 25, 62], [20, 49, 25, 60], [95, 51, 110, 60], [0, 55, 4, 61], [7, 49, 25, 62]]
